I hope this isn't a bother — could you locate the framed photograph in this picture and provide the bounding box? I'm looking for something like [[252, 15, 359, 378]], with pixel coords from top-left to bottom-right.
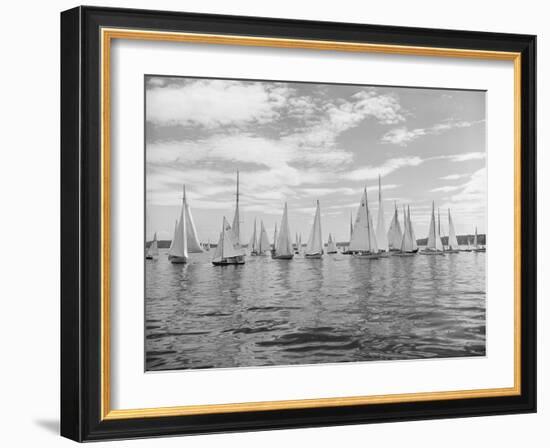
[[60, 6, 536, 442]]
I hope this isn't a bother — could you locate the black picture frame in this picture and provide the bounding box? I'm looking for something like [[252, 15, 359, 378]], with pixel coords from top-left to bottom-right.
[[61, 5, 536, 442]]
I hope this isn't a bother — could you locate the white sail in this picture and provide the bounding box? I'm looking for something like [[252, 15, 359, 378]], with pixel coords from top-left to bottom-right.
[[447, 209, 460, 250], [306, 200, 323, 255], [168, 219, 177, 252], [387, 204, 403, 250], [376, 175, 389, 251], [365, 192, 379, 253], [231, 171, 241, 246], [273, 223, 278, 252], [326, 233, 337, 253], [276, 202, 293, 256], [258, 221, 271, 254], [348, 191, 369, 251], [400, 206, 414, 252], [408, 206, 418, 251], [426, 201, 443, 251], [298, 233, 302, 253], [212, 232, 223, 260], [147, 232, 159, 258], [248, 218, 258, 254], [183, 186, 203, 253], [473, 226, 479, 249], [169, 193, 188, 259]]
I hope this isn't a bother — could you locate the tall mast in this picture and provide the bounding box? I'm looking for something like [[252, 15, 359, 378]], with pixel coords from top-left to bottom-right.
[[365, 187, 371, 251]]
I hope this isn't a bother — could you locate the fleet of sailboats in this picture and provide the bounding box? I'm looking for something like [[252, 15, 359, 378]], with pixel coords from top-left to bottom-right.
[[147, 172, 486, 264]]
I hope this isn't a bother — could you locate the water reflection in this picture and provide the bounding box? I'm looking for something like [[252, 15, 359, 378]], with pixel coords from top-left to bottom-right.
[[145, 249, 486, 371]]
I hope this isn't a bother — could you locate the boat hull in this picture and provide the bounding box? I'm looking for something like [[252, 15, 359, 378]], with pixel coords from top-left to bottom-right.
[[327, 251, 338, 254], [272, 253, 294, 260], [474, 248, 486, 252], [168, 255, 188, 264], [305, 253, 322, 259], [445, 249, 460, 254], [419, 250, 445, 256], [394, 252, 416, 257], [212, 256, 245, 266], [353, 252, 380, 259]]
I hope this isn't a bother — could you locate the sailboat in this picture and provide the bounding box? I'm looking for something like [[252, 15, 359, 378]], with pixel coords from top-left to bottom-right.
[[376, 175, 389, 256], [387, 202, 403, 252], [212, 217, 246, 265], [395, 205, 416, 256], [146, 232, 159, 260], [231, 171, 242, 248], [326, 233, 338, 254], [169, 185, 204, 264], [248, 218, 259, 255], [342, 211, 354, 255], [464, 236, 473, 252], [272, 223, 278, 253], [446, 209, 460, 253], [204, 240, 210, 252], [305, 200, 323, 258], [272, 202, 294, 259], [295, 233, 302, 255], [408, 206, 418, 252], [257, 221, 271, 255], [473, 226, 486, 252], [420, 201, 445, 255], [349, 188, 379, 258]]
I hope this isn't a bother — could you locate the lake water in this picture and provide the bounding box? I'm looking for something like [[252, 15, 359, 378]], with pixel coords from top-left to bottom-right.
[[145, 248, 486, 371]]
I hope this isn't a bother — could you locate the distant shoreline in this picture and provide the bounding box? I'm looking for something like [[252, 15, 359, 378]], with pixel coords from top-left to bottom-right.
[[146, 234, 486, 248]]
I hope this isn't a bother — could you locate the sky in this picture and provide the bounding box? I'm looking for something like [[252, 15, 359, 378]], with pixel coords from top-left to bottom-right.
[[145, 76, 486, 244]]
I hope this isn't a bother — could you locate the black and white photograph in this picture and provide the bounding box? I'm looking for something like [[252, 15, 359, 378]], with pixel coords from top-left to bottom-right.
[[144, 76, 487, 371]]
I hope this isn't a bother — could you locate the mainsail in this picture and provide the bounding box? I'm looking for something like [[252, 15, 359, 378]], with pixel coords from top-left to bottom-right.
[[326, 233, 337, 253], [183, 185, 203, 253], [376, 175, 388, 251], [473, 226, 479, 249], [400, 206, 414, 252], [387, 203, 403, 250], [305, 200, 323, 256], [168, 219, 177, 252], [348, 191, 369, 251], [447, 209, 460, 250], [366, 192, 379, 253], [231, 171, 241, 247], [147, 232, 159, 258], [276, 202, 293, 256], [426, 201, 443, 251], [169, 190, 189, 259], [258, 221, 271, 254], [273, 223, 278, 252], [408, 206, 418, 251], [248, 218, 258, 254]]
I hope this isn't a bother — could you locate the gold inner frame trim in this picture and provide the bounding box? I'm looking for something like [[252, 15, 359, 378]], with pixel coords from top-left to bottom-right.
[[100, 27, 522, 421]]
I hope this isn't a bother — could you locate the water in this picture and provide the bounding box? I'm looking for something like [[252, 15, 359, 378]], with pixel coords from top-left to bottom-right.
[[145, 249, 486, 371]]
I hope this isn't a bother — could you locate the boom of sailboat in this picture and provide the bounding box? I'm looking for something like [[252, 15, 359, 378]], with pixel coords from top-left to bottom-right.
[[146, 172, 486, 264]]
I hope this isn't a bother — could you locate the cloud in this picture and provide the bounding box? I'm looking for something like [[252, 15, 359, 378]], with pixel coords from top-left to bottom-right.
[[348, 157, 423, 181], [439, 173, 470, 180], [430, 185, 464, 193], [447, 152, 485, 162], [146, 79, 289, 128], [381, 119, 484, 146]]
